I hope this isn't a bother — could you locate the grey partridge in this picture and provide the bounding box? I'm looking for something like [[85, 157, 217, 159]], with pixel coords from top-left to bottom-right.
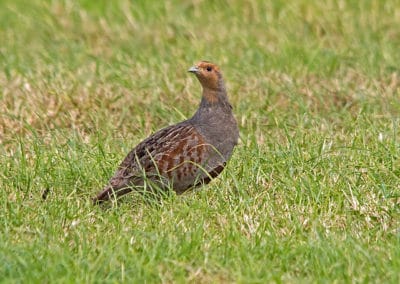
[[93, 61, 239, 203]]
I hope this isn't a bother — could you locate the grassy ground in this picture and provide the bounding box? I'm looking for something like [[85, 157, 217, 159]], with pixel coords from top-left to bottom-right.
[[1, 0, 400, 282]]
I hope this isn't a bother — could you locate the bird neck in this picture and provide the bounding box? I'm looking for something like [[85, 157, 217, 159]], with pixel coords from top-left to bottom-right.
[[199, 86, 230, 109], [191, 87, 233, 124]]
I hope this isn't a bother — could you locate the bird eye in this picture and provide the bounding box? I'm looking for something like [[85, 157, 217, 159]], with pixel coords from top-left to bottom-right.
[[206, 66, 212, 72]]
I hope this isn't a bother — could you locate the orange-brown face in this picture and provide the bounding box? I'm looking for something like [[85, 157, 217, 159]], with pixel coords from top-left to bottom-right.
[[188, 61, 222, 91]]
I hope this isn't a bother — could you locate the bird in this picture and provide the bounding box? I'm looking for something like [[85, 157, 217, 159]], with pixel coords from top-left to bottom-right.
[[93, 61, 239, 204]]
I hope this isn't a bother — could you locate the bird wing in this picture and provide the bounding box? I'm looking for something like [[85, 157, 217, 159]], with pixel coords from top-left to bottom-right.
[[114, 123, 213, 183], [93, 122, 227, 203]]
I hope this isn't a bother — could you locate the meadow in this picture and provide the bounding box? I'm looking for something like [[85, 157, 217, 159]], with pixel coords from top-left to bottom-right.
[[1, 0, 400, 282]]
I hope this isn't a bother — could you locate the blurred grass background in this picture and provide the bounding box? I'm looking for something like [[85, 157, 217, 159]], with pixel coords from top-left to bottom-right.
[[1, 0, 400, 282]]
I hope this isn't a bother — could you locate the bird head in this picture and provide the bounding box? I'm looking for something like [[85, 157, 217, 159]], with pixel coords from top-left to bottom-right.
[[188, 61, 224, 92]]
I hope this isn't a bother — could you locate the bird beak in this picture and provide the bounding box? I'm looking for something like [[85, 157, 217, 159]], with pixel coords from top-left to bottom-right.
[[188, 66, 199, 74]]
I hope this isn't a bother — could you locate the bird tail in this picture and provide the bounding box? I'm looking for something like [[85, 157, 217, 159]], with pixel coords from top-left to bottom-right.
[[92, 184, 132, 205]]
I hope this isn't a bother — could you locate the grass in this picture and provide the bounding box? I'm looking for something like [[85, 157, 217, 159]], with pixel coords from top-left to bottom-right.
[[1, 0, 400, 282]]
